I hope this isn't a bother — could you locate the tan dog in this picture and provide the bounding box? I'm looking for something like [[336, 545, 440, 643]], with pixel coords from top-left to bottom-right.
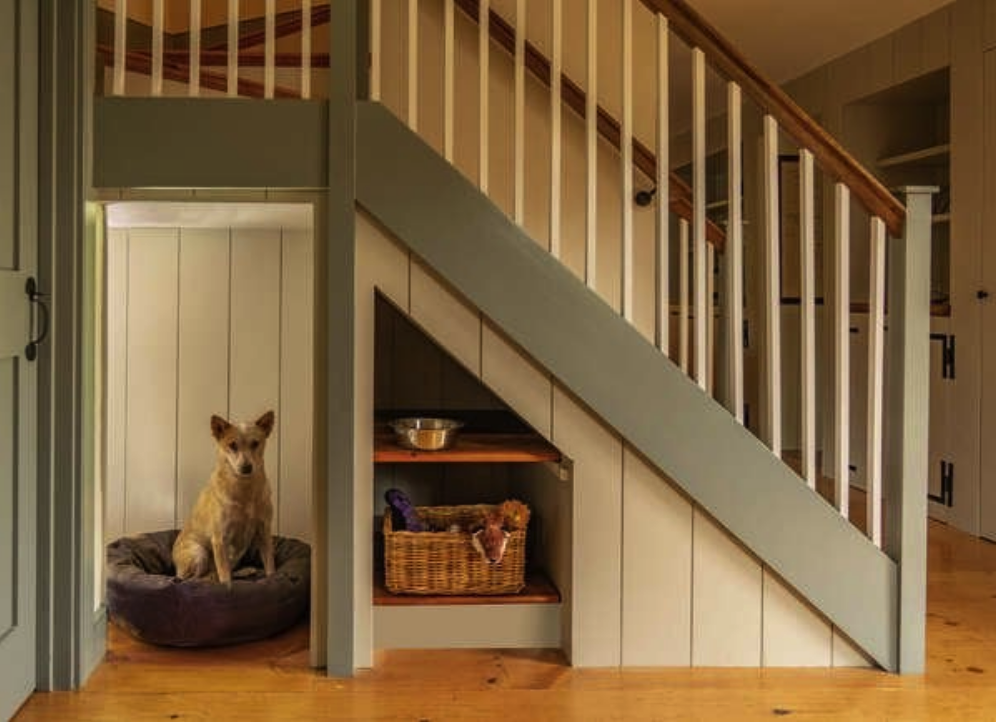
[[172, 411, 277, 587]]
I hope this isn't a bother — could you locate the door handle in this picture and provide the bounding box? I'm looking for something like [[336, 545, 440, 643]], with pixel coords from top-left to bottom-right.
[[25, 277, 49, 362]]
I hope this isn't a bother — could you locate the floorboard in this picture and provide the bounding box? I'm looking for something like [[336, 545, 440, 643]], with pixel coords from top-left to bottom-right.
[[15, 520, 995, 721]]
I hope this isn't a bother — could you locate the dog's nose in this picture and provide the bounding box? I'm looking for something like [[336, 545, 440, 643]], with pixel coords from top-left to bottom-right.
[[240, 463, 253, 475]]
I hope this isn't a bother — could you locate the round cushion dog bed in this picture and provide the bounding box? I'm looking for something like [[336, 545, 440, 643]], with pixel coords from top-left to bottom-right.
[[106, 529, 310, 647]]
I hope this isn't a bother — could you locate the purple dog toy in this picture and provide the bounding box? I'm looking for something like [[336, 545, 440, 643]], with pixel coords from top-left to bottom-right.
[[385, 488, 427, 532]]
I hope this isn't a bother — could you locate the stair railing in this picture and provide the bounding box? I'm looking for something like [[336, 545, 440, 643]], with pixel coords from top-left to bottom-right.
[[365, 0, 930, 577]]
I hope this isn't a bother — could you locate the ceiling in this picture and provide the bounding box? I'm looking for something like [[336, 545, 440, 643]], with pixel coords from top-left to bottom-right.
[[687, 0, 955, 83]]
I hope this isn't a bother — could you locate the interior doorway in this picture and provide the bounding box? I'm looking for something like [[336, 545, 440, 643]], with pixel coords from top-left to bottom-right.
[[95, 200, 318, 663]]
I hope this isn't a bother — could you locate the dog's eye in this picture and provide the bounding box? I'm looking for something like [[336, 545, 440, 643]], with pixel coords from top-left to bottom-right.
[[228, 442, 238, 452], [250, 440, 259, 450]]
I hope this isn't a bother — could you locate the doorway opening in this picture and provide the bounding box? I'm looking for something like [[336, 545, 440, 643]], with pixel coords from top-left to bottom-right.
[[94, 200, 319, 667]]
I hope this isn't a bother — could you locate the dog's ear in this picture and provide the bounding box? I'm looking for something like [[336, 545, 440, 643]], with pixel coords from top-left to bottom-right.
[[255, 410, 275, 437], [210, 415, 231, 440]]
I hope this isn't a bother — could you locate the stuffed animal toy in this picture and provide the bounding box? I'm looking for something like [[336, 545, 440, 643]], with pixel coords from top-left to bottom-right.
[[385, 488, 427, 532], [499, 499, 531, 531], [471, 508, 509, 564]]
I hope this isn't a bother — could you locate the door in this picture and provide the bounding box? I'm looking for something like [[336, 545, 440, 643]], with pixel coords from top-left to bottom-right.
[[0, 0, 38, 717]]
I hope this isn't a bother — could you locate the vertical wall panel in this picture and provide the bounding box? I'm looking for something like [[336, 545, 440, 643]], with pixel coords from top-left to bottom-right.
[[482, 323, 552, 439], [554, 386, 622, 667], [762, 570, 832, 666], [279, 230, 314, 541], [176, 229, 230, 526], [692, 510, 762, 666], [410, 260, 481, 375], [105, 229, 128, 540], [124, 229, 179, 533], [622, 449, 692, 665], [832, 629, 874, 668], [229, 229, 282, 496]]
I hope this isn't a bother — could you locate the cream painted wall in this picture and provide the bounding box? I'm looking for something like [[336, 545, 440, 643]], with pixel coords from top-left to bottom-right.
[[355, 209, 873, 668], [104, 217, 315, 544]]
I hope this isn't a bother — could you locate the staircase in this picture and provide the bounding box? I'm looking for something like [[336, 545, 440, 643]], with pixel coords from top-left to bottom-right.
[[94, 0, 932, 674]]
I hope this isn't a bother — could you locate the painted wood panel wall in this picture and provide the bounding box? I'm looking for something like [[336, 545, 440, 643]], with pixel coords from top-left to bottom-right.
[[355, 210, 872, 668], [105, 224, 314, 543]]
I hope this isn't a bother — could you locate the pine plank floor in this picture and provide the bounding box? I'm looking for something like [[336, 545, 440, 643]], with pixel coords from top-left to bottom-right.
[[15, 518, 995, 721]]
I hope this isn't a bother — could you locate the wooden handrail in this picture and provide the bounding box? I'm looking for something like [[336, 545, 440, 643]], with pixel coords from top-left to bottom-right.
[[452, 0, 726, 250], [640, 0, 906, 237]]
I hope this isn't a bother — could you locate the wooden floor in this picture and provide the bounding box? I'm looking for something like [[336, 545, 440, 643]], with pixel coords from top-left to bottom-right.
[[16, 519, 995, 721]]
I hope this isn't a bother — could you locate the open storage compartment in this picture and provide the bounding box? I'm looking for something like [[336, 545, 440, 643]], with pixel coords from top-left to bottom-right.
[[371, 295, 570, 651]]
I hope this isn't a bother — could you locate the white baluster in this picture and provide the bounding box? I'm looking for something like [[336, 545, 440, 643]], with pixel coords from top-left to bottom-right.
[[679, 218, 690, 373], [301, 0, 312, 99], [585, 0, 597, 290], [866, 217, 886, 545], [189, 0, 202, 96], [227, 0, 238, 97], [763, 115, 782, 455], [264, 0, 275, 99], [513, 0, 526, 224], [834, 182, 851, 517], [706, 243, 715, 395], [443, 0, 455, 161], [726, 81, 743, 423], [369, 0, 380, 101], [408, 0, 419, 131], [655, 14, 669, 356], [479, 0, 489, 192], [800, 149, 817, 488], [621, 0, 633, 321], [549, 0, 562, 258], [113, 0, 127, 96], [151, 0, 163, 96], [692, 48, 707, 389]]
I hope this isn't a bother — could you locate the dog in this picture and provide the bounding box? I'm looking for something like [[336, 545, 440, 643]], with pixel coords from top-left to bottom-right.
[[172, 410, 277, 587]]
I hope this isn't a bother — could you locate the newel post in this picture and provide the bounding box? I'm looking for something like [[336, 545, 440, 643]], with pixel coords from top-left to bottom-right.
[[885, 186, 935, 674]]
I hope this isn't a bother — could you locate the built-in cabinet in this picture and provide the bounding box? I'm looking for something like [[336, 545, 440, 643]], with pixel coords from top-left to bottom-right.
[[371, 295, 568, 651]]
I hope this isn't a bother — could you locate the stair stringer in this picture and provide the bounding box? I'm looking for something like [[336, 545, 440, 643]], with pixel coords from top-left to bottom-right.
[[355, 101, 899, 672]]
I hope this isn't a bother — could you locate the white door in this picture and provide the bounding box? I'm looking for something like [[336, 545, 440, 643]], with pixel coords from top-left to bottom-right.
[[0, 0, 38, 717]]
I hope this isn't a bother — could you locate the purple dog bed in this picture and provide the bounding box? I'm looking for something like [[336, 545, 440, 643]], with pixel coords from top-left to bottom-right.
[[106, 529, 310, 647]]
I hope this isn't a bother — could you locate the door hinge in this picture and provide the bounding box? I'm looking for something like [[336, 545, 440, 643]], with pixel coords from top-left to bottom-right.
[[928, 460, 954, 507], [930, 332, 956, 380]]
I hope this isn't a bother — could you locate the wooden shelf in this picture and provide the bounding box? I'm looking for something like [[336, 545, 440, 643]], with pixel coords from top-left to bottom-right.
[[374, 432, 561, 463], [877, 143, 950, 168], [373, 570, 561, 606]]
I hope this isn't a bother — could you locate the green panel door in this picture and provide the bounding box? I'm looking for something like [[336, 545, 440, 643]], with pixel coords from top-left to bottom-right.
[[0, 0, 38, 717]]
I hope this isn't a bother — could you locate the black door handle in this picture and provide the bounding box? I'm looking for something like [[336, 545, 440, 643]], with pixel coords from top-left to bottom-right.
[[25, 277, 49, 362]]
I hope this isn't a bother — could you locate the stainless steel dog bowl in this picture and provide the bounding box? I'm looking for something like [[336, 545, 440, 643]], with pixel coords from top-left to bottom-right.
[[389, 417, 464, 451]]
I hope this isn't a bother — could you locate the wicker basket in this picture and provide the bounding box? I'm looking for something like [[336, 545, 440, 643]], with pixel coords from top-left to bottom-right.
[[382, 503, 527, 595]]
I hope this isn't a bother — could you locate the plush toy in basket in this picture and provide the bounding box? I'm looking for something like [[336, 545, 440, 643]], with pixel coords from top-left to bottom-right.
[[383, 489, 530, 595]]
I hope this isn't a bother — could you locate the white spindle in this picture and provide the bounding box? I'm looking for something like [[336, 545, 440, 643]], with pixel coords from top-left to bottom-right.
[[585, 0, 597, 290], [833, 182, 851, 517], [706, 244, 715, 395], [443, 0, 455, 161], [621, 0, 634, 321], [264, 0, 275, 99], [408, 0, 418, 131], [227, 0, 238, 97], [151, 0, 163, 95], [479, 0, 489, 192], [549, 0, 562, 258], [692, 48, 707, 389], [866, 217, 886, 545], [763, 115, 782, 455], [655, 14, 669, 356], [726, 81, 743, 423], [800, 149, 817, 488], [189, 0, 202, 96], [369, 0, 380, 101], [301, 0, 312, 98], [513, 0, 526, 224], [113, 0, 127, 96], [679, 218, 690, 373]]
